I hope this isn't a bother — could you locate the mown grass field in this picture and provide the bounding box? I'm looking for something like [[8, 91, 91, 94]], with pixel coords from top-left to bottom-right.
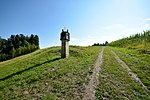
[[0, 46, 149, 100], [96, 47, 149, 99], [0, 46, 101, 99]]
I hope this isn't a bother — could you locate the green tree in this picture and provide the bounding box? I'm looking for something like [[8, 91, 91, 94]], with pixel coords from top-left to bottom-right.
[[34, 35, 39, 48], [9, 47, 16, 58]]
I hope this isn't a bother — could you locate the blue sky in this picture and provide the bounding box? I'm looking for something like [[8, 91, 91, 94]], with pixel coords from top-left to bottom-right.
[[0, 0, 150, 48]]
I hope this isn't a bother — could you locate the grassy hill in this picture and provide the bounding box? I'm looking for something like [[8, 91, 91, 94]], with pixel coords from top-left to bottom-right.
[[0, 46, 149, 99], [0, 46, 101, 99], [109, 30, 150, 54], [96, 47, 150, 99]]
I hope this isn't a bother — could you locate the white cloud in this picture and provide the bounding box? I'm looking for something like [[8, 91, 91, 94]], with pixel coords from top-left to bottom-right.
[[144, 18, 150, 22], [70, 17, 150, 46], [70, 34, 115, 46], [136, 17, 144, 21], [142, 24, 150, 30], [137, 17, 150, 31], [104, 24, 126, 30], [70, 37, 95, 46], [71, 37, 78, 42], [136, 17, 150, 23]]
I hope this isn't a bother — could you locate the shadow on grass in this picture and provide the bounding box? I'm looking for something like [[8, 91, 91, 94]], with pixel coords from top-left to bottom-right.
[[0, 57, 61, 81]]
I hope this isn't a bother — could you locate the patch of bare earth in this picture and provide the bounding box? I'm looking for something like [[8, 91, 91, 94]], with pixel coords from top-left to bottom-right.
[[83, 47, 104, 100], [111, 50, 149, 96]]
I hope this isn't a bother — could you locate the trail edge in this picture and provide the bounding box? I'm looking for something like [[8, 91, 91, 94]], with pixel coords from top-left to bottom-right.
[[83, 47, 104, 100]]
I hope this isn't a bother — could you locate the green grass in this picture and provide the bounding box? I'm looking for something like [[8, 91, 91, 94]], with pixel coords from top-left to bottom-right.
[[111, 47, 150, 90], [0, 46, 149, 99], [0, 46, 101, 99], [96, 47, 149, 100], [127, 42, 150, 54]]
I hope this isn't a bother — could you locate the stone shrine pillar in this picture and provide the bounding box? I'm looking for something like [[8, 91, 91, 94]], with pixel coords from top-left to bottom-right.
[[60, 29, 70, 58]]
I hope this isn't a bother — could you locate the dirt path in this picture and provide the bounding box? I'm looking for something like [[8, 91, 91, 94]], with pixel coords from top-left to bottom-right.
[[83, 47, 104, 100], [111, 50, 149, 95]]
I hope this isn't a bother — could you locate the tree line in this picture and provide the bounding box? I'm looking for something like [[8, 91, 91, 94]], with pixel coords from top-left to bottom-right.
[[109, 30, 150, 47], [92, 41, 108, 46], [0, 34, 39, 61]]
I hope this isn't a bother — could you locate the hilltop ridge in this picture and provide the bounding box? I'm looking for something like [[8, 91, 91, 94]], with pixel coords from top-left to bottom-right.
[[109, 30, 150, 53]]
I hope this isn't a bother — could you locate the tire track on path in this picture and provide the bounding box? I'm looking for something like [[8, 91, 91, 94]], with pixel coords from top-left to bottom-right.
[[111, 50, 149, 96], [83, 47, 104, 100]]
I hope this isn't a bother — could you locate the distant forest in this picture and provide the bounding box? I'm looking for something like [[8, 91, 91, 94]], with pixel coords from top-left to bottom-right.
[[92, 41, 108, 46], [0, 34, 39, 61]]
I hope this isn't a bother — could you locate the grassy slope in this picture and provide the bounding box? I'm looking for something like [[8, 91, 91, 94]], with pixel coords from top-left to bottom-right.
[[0, 46, 149, 99], [109, 31, 150, 54], [126, 42, 150, 54], [0, 46, 101, 99], [111, 47, 150, 90], [96, 47, 149, 99]]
